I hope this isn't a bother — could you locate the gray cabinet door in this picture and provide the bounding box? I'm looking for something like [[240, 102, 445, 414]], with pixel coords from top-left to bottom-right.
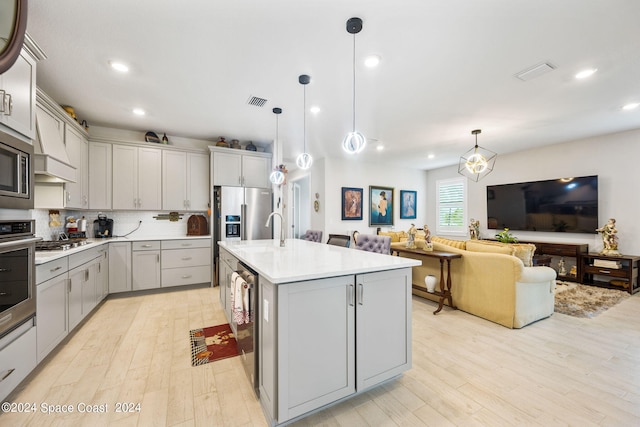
[[277, 276, 356, 421], [355, 268, 412, 390]]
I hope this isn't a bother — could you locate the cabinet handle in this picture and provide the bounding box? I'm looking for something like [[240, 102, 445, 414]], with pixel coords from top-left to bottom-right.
[[142, 244, 152, 248], [358, 283, 364, 305], [0, 313, 13, 326], [66, 191, 71, 202], [157, 254, 160, 263], [0, 368, 15, 382], [85, 269, 89, 281], [182, 275, 192, 279], [5, 93, 12, 116], [181, 243, 192, 247], [0, 90, 5, 113], [181, 257, 192, 261], [348, 285, 354, 306], [50, 266, 62, 272], [68, 278, 72, 293], [598, 269, 611, 274], [98, 263, 101, 273]]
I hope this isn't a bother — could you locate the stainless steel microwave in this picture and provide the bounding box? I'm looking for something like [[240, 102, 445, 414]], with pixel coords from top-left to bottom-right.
[[0, 129, 33, 209]]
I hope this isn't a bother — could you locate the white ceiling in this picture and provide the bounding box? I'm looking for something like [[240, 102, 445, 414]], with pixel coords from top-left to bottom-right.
[[26, 0, 640, 170]]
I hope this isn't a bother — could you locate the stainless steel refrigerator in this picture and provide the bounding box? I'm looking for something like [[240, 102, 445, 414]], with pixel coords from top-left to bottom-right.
[[213, 186, 273, 262]]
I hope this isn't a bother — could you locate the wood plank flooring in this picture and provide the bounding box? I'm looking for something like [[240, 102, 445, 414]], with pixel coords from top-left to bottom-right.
[[2, 285, 639, 426]]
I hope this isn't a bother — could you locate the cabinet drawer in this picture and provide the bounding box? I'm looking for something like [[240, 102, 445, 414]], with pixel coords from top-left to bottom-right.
[[161, 265, 211, 287], [219, 248, 238, 267], [68, 246, 102, 270], [162, 238, 211, 250], [584, 265, 629, 279], [132, 241, 161, 251], [0, 322, 37, 401], [162, 247, 211, 269], [36, 257, 69, 285]]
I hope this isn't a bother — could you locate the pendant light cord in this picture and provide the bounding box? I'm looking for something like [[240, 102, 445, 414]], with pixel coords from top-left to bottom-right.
[[303, 84, 307, 152], [352, 32, 356, 132]]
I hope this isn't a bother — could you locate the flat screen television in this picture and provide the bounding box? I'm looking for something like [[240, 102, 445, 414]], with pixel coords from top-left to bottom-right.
[[487, 175, 598, 233]]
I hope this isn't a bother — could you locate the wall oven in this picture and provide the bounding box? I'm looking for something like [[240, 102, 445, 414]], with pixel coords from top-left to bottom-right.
[[0, 220, 38, 338], [0, 129, 33, 210]]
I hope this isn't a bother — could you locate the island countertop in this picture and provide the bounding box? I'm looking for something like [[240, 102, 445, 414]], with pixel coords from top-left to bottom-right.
[[218, 239, 420, 284]]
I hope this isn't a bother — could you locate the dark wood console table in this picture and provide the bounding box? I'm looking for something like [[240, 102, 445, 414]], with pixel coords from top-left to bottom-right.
[[393, 247, 462, 314], [519, 240, 588, 281], [580, 253, 639, 294]]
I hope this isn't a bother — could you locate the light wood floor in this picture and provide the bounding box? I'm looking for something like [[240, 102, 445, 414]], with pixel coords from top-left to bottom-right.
[[2, 285, 639, 426]]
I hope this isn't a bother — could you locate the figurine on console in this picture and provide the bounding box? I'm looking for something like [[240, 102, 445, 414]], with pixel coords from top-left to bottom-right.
[[596, 218, 621, 256], [423, 224, 433, 251], [469, 218, 480, 240], [406, 224, 417, 249]]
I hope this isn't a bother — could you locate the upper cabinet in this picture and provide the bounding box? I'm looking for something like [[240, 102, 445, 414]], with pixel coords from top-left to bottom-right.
[[88, 141, 112, 210], [162, 151, 209, 211], [210, 147, 271, 188], [112, 144, 161, 210], [0, 36, 44, 140], [64, 126, 89, 209]]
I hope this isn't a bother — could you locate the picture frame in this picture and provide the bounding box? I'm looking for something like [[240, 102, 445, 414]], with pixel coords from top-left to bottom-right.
[[369, 186, 394, 226], [400, 190, 417, 219], [341, 187, 363, 220]]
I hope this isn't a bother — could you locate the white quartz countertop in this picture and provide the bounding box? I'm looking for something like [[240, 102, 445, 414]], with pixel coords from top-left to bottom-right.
[[219, 239, 420, 284], [35, 235, 212, 265]]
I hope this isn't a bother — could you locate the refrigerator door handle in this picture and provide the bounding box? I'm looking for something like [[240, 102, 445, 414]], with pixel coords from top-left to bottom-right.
[[241, 203, 247, 240]]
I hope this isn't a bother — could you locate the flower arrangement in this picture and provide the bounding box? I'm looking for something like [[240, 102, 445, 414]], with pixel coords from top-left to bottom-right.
[[495, 227, 518, 243]]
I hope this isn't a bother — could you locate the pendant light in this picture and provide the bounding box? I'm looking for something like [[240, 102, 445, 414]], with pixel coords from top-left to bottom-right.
[[269, 107, 286, 185], [458, 129, 497, 182], [296, 74, 313, 169], [342, 17, 366, 154]]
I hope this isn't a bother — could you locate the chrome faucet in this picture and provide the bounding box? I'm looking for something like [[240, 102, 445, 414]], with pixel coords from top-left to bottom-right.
[[265, 212, 285, 247]]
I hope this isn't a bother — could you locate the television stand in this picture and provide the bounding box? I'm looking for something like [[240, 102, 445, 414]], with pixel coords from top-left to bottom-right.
[[519, 240, 588, 282]]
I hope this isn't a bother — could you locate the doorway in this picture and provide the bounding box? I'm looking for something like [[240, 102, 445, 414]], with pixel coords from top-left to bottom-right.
[[289, 175, 310, 239]]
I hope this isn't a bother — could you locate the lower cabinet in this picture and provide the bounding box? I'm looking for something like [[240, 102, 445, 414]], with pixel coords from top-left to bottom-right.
[[108, 241, 131, 293], [260, 268, 411, 425], [36, 270, 69, 363], [132, 241, 161, 290], [95, 246, 109, 302], [0, 321, 37, 402], [161, 239, 211, 287]]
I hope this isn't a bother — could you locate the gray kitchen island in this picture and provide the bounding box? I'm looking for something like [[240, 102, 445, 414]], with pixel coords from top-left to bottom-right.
[[218, 239, 420, 426]]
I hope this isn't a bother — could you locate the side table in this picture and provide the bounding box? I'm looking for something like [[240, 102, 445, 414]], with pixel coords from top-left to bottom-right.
[[580, 252, 640, 294], [393, 246, 462, 314]]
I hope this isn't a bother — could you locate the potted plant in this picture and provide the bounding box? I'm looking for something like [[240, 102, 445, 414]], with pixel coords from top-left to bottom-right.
[[495, 228, 518, 243]]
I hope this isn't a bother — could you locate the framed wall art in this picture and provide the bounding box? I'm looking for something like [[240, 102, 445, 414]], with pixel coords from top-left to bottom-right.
[[369, 186, 394, 226], [341, 187, 363, 220], [400, 190, 417, 219]]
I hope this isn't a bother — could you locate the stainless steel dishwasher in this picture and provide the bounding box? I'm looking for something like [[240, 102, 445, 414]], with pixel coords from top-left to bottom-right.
[[235, 261, 259, 397]]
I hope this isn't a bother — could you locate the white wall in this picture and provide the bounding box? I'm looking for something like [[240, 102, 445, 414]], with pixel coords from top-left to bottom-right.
[[426, 128, 640, 255]]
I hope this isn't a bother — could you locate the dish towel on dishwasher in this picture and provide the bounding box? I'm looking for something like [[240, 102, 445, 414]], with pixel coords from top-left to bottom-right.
[[231, 272, 250, 325]]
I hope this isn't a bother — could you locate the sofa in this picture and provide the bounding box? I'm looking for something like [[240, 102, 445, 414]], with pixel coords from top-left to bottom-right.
[[392, 237, 557, 328]]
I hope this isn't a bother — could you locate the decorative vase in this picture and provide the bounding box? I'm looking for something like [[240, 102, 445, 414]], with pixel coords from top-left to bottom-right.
[[215, 137, 229, 148], [230, 139, 241, 149], [245, 141, 257, 151], [425, 275, 437, 293]]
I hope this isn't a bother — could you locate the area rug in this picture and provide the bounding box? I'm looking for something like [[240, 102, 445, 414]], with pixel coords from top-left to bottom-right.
[[189, 323, 239, 366], [554, 281, 630, 318]]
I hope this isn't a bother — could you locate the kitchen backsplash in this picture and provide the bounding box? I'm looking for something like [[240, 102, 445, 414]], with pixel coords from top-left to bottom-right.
[[32, 209, 209, 240]]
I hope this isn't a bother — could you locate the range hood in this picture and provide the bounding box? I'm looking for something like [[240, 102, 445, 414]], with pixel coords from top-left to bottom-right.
[[33, 108, 76, 183]]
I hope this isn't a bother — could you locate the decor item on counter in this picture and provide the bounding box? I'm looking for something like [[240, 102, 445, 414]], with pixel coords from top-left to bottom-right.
[[555, 281, 629, 318], [495, 227, 518, 243], [245, 140, 256, 151], [153, 211, 183, 221], [65, 216, 78, 232], [189, 324, 240, 366], [596, 218, 621, 256], [62, 105, 77, 120], [187, 214, 209, 236], [400, 190, 417, 219], [342, 17, 367, 154], [48, 210, 62, 227], [269, 107, 287, 185], [162, 133, 169, 144], [369, 186, 394, 226], [425, 275, 437, 293], [296, 74, 313, 169], [458, 129, 497, 182], [342, 187, 363, 220], [145, 131, 161, 143], [423, 224, 433, 251], [77, 216, 87, 233], [469, 218, 480, 240], [230, 139, 241, 149], [215, 136, 229, 148]]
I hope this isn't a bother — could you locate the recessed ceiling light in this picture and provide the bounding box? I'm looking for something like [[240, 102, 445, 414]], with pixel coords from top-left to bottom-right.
[[133, 108, 146, 116], [310, 106, 321, 114], [575, 68, 597, 79], [364, 55, 381, 68], [109, 60, 129, 73], [428, 154, 435, 159], [376, 144, 384, 151], [622, 102, 639, 111]]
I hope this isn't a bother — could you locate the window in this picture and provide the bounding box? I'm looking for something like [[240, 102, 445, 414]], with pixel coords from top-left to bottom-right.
[[436, 177, 467, 235]]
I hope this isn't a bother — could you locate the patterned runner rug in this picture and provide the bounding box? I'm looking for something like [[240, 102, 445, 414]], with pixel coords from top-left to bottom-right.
[[189, 323, 239, 366], [555, 281, 630, 318]]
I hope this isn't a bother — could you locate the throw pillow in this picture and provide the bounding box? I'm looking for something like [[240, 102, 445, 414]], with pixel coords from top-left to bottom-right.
[[431, 236, 466, 250], [507, 243, 536, 267]]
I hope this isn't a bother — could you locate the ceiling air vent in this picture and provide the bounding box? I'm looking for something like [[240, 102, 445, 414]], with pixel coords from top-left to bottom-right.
[[515, 62, 556, 81], [247, 96, 268, 107]]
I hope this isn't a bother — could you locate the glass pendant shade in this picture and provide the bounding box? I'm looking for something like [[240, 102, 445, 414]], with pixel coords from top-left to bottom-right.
[[296, 152, 313, 169], [269, 170, 285, 185], [342, 131, 366, 154], [458, 129, 497, 182]]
